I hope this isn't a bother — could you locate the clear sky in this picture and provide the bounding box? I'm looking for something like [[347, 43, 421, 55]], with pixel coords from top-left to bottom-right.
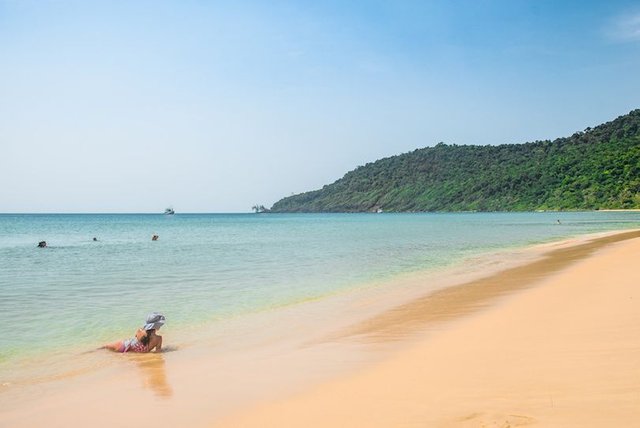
[[1, 0, 639, 213]]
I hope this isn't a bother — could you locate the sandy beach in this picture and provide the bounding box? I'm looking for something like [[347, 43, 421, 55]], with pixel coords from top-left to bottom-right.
[[220, 230, 640, 427], [2, 230, 640, 427], [4, 1, 640, 426]]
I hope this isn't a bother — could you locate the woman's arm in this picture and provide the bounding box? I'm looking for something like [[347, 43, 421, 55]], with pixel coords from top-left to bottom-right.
[[149, 335, 163, 352]]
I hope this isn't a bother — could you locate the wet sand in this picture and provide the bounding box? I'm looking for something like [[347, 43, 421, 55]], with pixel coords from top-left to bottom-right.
[[220, 230, 640, 427], [2, 230, 640, 427]]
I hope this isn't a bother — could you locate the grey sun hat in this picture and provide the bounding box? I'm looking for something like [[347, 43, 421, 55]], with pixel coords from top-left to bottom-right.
[[143, 312, 166, 331]]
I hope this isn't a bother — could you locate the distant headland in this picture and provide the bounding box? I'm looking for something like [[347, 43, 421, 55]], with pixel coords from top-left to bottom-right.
[[271, 109, 640, 212]]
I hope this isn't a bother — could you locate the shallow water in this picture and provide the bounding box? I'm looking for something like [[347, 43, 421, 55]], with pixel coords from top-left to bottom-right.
[[1, 212, 639, 383]]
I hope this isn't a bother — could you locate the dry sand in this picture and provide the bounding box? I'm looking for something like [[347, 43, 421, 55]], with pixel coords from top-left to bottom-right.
[[219, 231, 640, 427]]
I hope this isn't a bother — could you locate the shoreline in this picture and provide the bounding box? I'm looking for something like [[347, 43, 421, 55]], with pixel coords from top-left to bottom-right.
[[220, 229, 640, 427], [0, 223, 588, 387], [331, 228, 640, 342], [2, 211, 639, 375], [2, 229, 639, 427]]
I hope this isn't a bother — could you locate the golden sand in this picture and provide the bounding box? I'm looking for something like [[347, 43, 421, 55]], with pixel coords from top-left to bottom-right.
[[219, 231, 640, 427]]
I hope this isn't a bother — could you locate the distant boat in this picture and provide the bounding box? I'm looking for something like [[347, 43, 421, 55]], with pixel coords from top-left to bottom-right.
[[164, 207, 175, 215]]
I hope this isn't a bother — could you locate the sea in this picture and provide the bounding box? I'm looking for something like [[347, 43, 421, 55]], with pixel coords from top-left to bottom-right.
[[1, 211, 639, 387]]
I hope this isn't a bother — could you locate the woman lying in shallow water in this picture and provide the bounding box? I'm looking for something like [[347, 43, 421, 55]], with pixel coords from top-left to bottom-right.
[[103, 312, 165, 353]]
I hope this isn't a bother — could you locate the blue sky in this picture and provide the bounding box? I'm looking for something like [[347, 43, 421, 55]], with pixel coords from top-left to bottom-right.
[[1, 0, 639, 212]]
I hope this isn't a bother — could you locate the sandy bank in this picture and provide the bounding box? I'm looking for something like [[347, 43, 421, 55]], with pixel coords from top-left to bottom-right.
[[220, 231, 640, 427]]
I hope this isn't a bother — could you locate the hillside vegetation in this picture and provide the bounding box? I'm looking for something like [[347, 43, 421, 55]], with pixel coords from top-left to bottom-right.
[[271, 110, 640, 212]]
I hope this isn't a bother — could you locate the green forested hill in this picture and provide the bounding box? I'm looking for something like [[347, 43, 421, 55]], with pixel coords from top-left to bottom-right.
[[271, 110, 640, 212]]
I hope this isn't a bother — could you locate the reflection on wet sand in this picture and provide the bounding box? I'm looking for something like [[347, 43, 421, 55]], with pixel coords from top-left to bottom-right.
[[132, 354, 172, 398]]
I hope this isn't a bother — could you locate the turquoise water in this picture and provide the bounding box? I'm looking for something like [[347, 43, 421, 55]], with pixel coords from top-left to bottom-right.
[[1, 212, 640, 379]]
